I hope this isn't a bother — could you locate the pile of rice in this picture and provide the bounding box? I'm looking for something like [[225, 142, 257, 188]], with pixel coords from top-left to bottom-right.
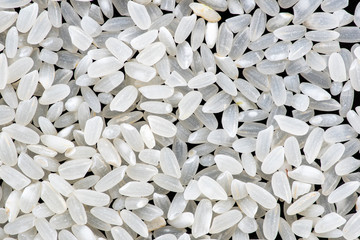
[[1, 0, 360, 239]]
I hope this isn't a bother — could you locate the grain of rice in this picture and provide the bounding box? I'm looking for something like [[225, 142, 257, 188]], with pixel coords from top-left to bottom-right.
[[263, 204, 280, 240], [246, 183, 277, 209], [287, 192, 320, 215], [291, 219, 312, 238], [274, 115, 309, 136]]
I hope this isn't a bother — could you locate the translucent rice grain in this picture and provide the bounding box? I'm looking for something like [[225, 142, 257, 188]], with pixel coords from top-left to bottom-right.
[[127, 1, 151, 30], [68, 26, 93, 51], [5, 27, 18, 58], [235, 79, 260, 103], [41, 181, 67, 214], [0, 54, 8, 90], [67, 195, 87, 225], [246, 183, 277, 209], [159, 147, 181, 178], [293, 0, 322, 24], [321, 0, 348, 12], [74, 189, 110, 207], [27, 11, 52, 45], [125, 62, 156, 82], [0, 165, 30, 190], [189, 3, 221, 22], [0, 0, 30, 8], [329, 52, 347, 82], [320, 143, 345, 171], [255, 125, 273, 161], [241, 153, 257, 177], [176, 41, 193, 69], [291, 94, 309, 112], [39, 84, 70, 105], [309, 114, 343, 127], [137, 42, 166, 66], [328, 181, 360, 203], [111, 227, 133, 240], [94, 166, 126, 192], [84, 116, 103, 146], [335, 157, 360, 176], [48, 174, 74, 197], [91, 207, 122, 226], [257, 59, 287, 75], [350, 59, 360, 91], [274, 115, 309, 136], [291, 219, 312, 238], [159, 27, 177, 56], [120, 210, 148, 237], [303, 127, 324, 163], [264, 41, 290, 61], [266, 12, 293, 32], [71, 225, 96, 240], [314, 212, 346, 233], [324, 124, 358, 143], [216, 23, 233, 57], [175, 14, 196, 44], [178, 91, 202, 120], [0, 11, 18, 33], [288, 38, 312, 61], [153, 174, 184, 192], [119, 182, 154, 197], [47, 1, 62, 28], [2, 123, 39, 144], [147, 115, 177, 138], [229, 28, 250, 59], [209, 210, 242, 234], [192, 199, 212, 238], [88, 57, 123, 78], [263, 204, 280, 240], [305, 30, 340, 42], [269, 75, 286, 106], [140, 124, 156, 149], [58, 159, 92, 180], [288, 166, 325, 184], [272, 172, 292, 204], [236, 50, 264, 68], [299, 83, 331, 101], [273, 25, 306, 41], [261, 146, 284, 174], [215, 154, 243, 175], [0, 105, 15, 126], [3, 214, 34, 235], [18, 153, 44, 180], [343, 211, 360, 239], [81, 16, 102, 37], [35, 218, 57, 240], [188, 72, 216, 89], [287, 192, 320, 215], [40, 135, 74, 154], [110, 85, 138, 112], [7, 57, 34, 84], [304, 13, 339, 30], [249, 9, 266, 41], [198, 176, 227, 200]]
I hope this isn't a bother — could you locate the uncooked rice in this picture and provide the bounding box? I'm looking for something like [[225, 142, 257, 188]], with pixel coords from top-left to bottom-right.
[[1, 0, 360, 239]]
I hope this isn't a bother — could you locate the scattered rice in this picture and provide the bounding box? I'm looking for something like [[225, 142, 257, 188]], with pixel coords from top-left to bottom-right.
[[0, 0, 359, 239]]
